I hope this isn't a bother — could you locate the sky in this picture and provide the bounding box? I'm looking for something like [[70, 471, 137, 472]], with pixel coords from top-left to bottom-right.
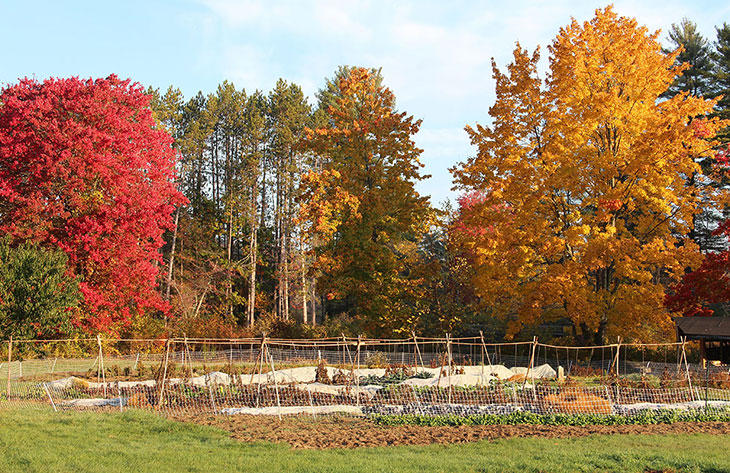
[[2, 0, 729, 207]]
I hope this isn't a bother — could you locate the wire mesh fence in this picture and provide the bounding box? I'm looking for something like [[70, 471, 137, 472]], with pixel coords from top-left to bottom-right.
[[2, 336, 729, 419]]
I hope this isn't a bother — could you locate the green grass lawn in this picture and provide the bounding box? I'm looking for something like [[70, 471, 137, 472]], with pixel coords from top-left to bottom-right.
[[0, 408, 728, 473]]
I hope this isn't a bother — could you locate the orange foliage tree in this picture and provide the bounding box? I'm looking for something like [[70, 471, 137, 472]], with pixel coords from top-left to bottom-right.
[[451, 7, 728, 344], [300, 67, 432, 335]]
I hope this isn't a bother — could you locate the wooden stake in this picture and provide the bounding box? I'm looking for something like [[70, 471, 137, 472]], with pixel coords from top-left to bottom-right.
[[479, 331, 495, 374], [612, 337, 622, 376], [268, 352, 282, 420], [446, 333, 453, 404], [446, 333, 453, 374], [307, 385, 316, 419], [43, 383, 57, 412], [342, 333, 353, 368], [207, 381, 217, 415], [523, 336, 538, 388], [249, 335, 267, 385], [355, 335, 361, 408], [680, 337, 694, 400], [97, 334, 107, 397], [412, 332, 425, 372], [117, 381, 123, 413], [157, 339, 172, 407]]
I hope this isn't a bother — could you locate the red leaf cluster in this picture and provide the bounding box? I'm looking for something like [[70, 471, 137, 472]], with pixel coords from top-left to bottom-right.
[[666, 145, 730, 317], [0, 75, 186, 333]]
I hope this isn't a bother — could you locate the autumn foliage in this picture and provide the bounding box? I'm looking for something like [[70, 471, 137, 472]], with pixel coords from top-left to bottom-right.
[[0, 76, 186, 333], [300, 67, 432, 334], [666, 145, 730, 317], [451, 7, 729, 344]]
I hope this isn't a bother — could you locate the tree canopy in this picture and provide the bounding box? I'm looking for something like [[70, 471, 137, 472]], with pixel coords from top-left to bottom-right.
[[0, 76, 186, 333], [451, 7, 728, 344]]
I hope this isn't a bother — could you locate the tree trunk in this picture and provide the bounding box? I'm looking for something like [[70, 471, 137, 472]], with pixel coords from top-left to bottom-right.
[[165, 206, 181, 301], [301, 267, 308, 325], [247, 216, 257, 327]]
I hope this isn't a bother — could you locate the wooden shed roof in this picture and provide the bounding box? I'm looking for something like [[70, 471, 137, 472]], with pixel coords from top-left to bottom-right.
[[675, 317, 730, 341]]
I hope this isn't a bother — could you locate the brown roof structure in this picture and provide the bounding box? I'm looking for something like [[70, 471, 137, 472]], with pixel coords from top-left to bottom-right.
[[674, 317, 730, 342]]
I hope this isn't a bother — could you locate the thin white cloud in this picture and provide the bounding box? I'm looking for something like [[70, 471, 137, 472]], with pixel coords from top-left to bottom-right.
[[192, 0, 729, 205]]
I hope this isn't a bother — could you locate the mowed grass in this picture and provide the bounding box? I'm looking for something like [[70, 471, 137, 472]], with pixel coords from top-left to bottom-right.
[[0, 408, 728, 473]]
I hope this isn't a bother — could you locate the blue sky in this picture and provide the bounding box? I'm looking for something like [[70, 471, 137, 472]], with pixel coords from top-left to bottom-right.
[[2, 0, 729, 206]]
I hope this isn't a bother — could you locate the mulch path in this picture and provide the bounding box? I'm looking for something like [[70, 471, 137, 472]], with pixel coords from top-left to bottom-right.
[[169, 414, 730, 449]]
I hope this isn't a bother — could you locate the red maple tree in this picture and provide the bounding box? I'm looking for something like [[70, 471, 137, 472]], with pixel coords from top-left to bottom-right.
[[665, 145, 730, 317], [0, 75, 186, 333]]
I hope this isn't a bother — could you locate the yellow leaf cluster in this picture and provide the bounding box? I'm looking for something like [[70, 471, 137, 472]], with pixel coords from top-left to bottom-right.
[[451, 7, 728, 344]]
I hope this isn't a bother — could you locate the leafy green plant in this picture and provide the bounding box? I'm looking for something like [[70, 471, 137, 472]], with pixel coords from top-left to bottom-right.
[[371, 409, 730, 427]]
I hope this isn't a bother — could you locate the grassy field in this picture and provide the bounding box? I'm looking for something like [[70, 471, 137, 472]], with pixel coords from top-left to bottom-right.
[[0, 408, 728, 473]]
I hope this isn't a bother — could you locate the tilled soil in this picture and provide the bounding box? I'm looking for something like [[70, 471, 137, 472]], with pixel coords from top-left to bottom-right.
[[171, 414, 730, 449]]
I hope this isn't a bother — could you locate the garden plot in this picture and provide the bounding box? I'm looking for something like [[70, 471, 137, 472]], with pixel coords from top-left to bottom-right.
[[48, 362, 730, 418], [45, 363, 555, 392]]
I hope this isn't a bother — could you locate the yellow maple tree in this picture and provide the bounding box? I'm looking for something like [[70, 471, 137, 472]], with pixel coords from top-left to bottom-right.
[[451, 7, 728, 344], [300, 67, 433, 335]]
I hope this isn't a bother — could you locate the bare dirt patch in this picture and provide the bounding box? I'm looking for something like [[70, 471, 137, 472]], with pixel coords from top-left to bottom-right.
[[169, 414, 730, 449]]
